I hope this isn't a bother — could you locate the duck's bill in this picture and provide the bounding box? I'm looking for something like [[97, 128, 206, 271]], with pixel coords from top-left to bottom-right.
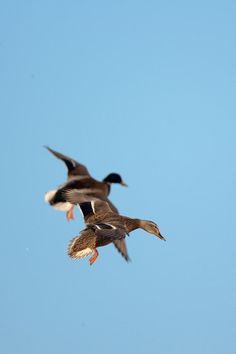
[[120, 181, 128, 187], [157, 232, 166, 241]]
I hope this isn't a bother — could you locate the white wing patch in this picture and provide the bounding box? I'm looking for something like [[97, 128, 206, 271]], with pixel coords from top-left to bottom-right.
[[94, 224, 102, 230], [93, 223, 117, 230], [104, 223, 117, 229], [70, 160, 77, 168], [91, 200, 96, 214]]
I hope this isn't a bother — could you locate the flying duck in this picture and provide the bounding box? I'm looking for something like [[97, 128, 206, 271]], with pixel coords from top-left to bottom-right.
[[44, 146, 127, 220], [66, 197, 166, 265]]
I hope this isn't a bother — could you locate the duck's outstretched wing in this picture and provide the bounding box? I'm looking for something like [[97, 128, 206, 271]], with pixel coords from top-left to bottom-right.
[[90, 199, 130, 261], [92, 222, 130, 261], [68, 224, 127, 260], [113, 239, 130, 262], [63, 192, 130, 261], [45, 146, 90, 178], [62, 187, 119, 213], [62, 191, 113, 217]]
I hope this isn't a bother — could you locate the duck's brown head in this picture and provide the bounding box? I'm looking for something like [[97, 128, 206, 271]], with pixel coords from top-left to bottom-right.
[[139, 220, 166, 241], [103, 173, 128, 186]]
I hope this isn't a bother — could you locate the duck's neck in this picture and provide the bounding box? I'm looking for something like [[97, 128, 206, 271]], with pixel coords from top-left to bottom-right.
[[125, 218, 141, 232], [105, 182, 111, 195], [138, 219, 150, 231]]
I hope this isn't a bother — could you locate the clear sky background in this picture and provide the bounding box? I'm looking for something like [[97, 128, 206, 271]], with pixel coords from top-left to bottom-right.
[[1, 1, 235, 354]]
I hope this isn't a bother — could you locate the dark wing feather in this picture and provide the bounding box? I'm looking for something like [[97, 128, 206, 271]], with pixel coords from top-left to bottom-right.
[[113, 239, 130, 262], [45, 146, 90, 177], [61, 189, 98, 205], [61, 189, 119, 214], [61, 189, 96, 205], [61, 193, 114, 217], [95, 226, 126, 240], [92, 223, 127, 248]]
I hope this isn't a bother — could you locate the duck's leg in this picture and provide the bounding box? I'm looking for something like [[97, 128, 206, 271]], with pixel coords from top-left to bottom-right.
[[66, 206, 74, 221], [89, 249, 99, 266]]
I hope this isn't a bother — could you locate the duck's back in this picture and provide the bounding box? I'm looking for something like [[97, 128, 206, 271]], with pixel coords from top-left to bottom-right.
[[61, 176, 109, 198]]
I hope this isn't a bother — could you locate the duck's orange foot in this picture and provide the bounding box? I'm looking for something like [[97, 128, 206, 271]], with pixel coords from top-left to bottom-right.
[[66, 207, 74, 221], [89, 249, 99, 266]]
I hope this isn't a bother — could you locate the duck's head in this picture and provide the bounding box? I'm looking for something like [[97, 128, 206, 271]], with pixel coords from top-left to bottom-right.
[[103, 173, 128, 186], [139, 220, 166, 241]]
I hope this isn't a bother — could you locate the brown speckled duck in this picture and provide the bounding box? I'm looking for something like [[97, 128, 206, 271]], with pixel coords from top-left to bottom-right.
[[66, 197, 166, 265], [44, 146, 127, 220]]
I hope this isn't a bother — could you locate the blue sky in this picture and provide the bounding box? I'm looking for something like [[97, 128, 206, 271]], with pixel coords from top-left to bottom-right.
[[1, 1, 236, 353]]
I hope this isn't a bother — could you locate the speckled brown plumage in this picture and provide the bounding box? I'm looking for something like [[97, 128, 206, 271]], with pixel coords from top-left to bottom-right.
[[67, 199, 166, 265], [44, 146, 129, 260]]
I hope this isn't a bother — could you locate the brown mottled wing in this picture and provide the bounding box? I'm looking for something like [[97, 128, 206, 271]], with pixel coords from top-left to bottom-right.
[[94, 224, 126, 240], [113, 239, 130, 262], [92, 222, 127, 251], [94, 223, 130, 261], [45, 146, 90, 177], [67, 228, 95, 259]]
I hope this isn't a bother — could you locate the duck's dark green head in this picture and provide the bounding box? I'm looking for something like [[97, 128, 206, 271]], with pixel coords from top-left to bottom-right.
[[103, 173, 128, 186]]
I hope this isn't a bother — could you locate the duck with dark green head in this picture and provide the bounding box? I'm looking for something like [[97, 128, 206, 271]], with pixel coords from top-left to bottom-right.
[[44, 146, 127, 220]]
